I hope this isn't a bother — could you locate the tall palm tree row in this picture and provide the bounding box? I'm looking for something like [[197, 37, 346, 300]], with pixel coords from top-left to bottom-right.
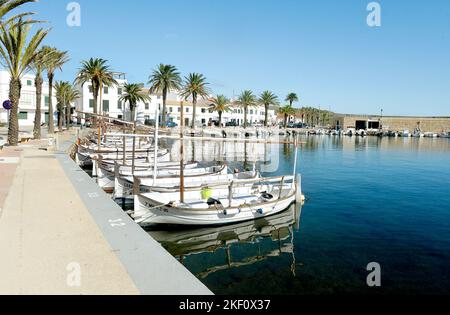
[[75, 58, 118, 126], [54, 81, 80, 131], [209, 95, 231, 127], [180, 73, 210, 129], [236, 90, 257, 129], [42, 46, 69, 134], [148, 64, 181, 127], [0, 18, 49, 145], [259, 91, 279, 127], [119, 83, 151, 124]]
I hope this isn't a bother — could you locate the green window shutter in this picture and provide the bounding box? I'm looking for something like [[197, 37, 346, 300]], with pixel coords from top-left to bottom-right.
[[18, 112, 28, 120], [89, 99, 94, 108], [44, 96, 49, 107], [104, 87, 109, 94], [103, 100, 109, 112], [118, 101, 122, 110]]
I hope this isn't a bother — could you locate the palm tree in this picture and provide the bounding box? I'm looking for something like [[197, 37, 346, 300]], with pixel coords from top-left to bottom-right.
[[179, 73, 210, 129], [148, 64, 181, 127], [54, 81, 80, 131], [259, 91, 279, 127], [0, 0, 35, 21], [42, 46, 69, 134], [0, 18, 49, 146], [278, 105, 296, 128], [236, 90, 257, 129], [209, 95, 231, 127], [119, 83, 151, 124], [74, 58, 117, 126], [30, 47, 47, 139], [285, 93, 299, 107]]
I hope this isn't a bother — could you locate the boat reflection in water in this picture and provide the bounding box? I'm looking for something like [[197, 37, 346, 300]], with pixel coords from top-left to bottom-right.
[[148, 204, 302, 279]]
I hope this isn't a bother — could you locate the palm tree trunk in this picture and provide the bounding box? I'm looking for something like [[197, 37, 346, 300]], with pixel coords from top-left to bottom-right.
[[162, 88, 167, 128], [191, 93, 197, 129], [244, 105, 248, 129], [66, 102, 71, 130], [93, 86, 99, 127], [7, 78, 21, 146], [218, 111, 222, 127], [33, 74, 43, 139], [284, 114, 288, 129], [264, 104, 269, 127], [48, 73, 55, 134], [58, 103, 63, 131]]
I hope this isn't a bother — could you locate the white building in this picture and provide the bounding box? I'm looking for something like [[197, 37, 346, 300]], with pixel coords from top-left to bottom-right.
[[74, 73, 277, 127], [0, 70, 57, 127]]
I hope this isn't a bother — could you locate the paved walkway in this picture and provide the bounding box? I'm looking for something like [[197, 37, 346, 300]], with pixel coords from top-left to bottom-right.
[[0, 131, 211, 295]]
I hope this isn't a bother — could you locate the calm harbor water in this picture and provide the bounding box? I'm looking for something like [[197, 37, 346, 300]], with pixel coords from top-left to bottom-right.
[[147, 136, 450, 295]]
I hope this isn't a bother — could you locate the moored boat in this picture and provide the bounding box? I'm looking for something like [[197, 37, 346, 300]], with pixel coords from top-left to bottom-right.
[[133, 175, 298, 227]]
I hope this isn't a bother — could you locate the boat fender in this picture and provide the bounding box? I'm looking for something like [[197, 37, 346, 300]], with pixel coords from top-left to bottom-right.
[[207, 198, 222, 206], [261, 193, 274, 200], [257, 208, 264, 215]]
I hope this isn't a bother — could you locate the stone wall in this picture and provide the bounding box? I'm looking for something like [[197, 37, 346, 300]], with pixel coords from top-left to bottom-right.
[[332, 115, 450, 133]]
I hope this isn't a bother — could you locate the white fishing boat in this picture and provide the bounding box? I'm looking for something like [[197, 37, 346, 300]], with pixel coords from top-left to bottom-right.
[[398, 130, 411, 137], [133, 175, 299, 227], [424, 132, 438, 138], [440, 132, 450, 138], [114, 168, 258, 199], [98, 163, 228, 193]]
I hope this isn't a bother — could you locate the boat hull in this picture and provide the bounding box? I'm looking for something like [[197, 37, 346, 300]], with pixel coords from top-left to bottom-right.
[[134, 192, 296, 227]]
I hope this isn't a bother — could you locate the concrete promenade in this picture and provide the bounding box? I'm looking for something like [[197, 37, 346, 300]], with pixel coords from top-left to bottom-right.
[[0, 130, 212, 295]]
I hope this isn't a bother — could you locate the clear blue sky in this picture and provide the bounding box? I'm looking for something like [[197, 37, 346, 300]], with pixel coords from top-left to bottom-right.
[[22, 0, 450, 116]]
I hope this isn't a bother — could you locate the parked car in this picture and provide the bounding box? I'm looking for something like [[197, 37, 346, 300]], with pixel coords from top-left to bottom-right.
[[225, 121, 237, 127], [165, 121, 178, 128]]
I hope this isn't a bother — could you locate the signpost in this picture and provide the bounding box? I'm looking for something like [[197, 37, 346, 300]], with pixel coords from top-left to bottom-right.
[[3, 100, 12, 126]]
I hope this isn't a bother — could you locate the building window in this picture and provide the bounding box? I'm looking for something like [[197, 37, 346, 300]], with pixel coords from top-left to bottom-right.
[[118, 88, 122, 95], [18, 112, 28, 120], [104, 87, 109, 94], [145, 103, 149, 110], [178, 107, 181, 112], [103, 100, 109, 112], [88, 85, 93, 93], [44, 96, 49, 107], [89, 99, 94, 108], [250, 110, 254, 115], [27, 80, 32, 86], [157, 95, 161, 100], [186, 107, 189, 113], [118, 101, 122, 110], [201, 108, 206, 113]]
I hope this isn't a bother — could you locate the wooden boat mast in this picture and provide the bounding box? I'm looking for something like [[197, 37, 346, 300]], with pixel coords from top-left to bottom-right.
[[180, 101, 185, 203], [153, 109, 159, 185]]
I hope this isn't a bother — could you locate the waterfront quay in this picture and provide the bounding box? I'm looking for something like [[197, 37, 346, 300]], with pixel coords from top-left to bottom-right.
[[0, 129, 211, 295]]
